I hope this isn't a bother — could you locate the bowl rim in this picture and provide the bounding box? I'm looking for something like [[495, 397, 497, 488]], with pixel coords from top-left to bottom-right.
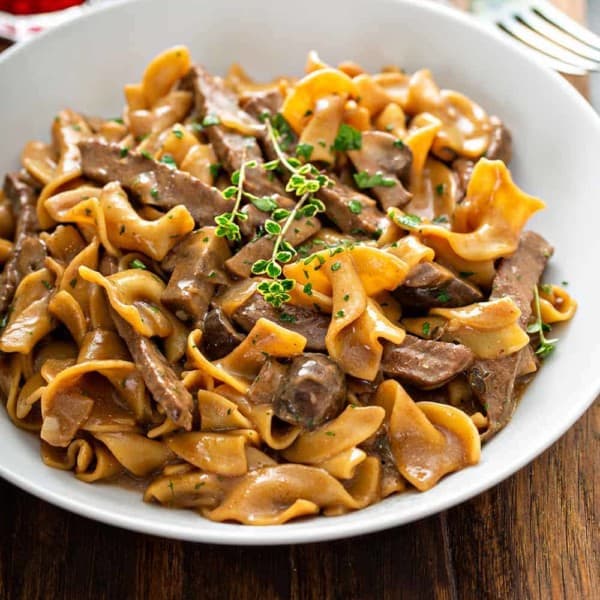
[[0, 0, 598, 545]]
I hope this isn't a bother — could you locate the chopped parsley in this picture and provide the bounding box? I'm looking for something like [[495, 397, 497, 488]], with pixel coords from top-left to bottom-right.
[[343, 294, 350, 302], [432, 215, 449, 224], [459, 271, 475, 278], [202, 114, 221, 127], [335, 310, 345, 319], [160, 154, 177, 169], [129, 259, 147, 270], [209, 163, 221, 178], [119, 147, 129, 158], [41, 280, 52, 290], [437, 290, 450, 303], [303, 282, 313, 296], [112, 117, 125, 124], [295, 143, 314, 161], [348, 199, 363, 214], [393, 139, 405, 149], [150, 187, 159, 199], [394, 213, 422, 228], [422, 321, 431, 336], [279, 312, 297, 323], [172, 129, 184, 139], [354, 171, 396, 189], [325, 431, 336, 437], [140, 150, 153, 160], [332, 124, 362, 152], [435, 183, 445, 196], [331, 262, 342, 272]]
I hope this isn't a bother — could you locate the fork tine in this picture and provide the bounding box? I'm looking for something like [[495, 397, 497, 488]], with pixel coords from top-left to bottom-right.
[[516, 10, 600, 63], [532, 0, 600, 51], [497, 19, 599, 72]]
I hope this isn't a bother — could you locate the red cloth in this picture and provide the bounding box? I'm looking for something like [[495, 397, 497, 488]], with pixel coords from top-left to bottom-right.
[[0, 1, 83, 14]]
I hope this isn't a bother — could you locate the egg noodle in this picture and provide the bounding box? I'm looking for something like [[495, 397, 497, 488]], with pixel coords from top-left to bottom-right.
[[0, 47, 576, 524]]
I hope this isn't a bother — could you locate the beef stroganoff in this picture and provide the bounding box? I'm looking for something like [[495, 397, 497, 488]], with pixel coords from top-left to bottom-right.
[[0, 47, 577, 524]]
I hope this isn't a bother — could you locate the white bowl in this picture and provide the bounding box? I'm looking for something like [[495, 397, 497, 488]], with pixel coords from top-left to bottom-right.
[[0, 0, 598, 545]]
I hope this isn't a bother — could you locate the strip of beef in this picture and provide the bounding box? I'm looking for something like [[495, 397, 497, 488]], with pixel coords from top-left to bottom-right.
[[111, 310, 194, 430], [248, 357, 289, 405], [225, 214, 321, 279], [0, 174, 45, 314], [200, 307, 245, 360], [347, 131, 412, 210], [393, 261, 483, 309], [231, 292, 329, 351], [161, 228, 230, 327], [468, 231, 553, 439], [382, 334, 475, 389], [485, 117, 512, 164], [272, 353, 346, 429], [78, 141, 230, 225], [240, 89, 284, 119], [317, 175, 387, 237], [185, 66, 288, 200]]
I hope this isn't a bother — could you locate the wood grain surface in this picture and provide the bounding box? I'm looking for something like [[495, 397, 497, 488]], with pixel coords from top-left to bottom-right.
[[0, 2, 598, 599]]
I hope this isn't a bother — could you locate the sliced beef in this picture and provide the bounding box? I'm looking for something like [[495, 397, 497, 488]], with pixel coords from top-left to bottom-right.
[[317, 175, 387, 237], [248, 357, 288, 405], [231, 292, 329, 351], [467, 231, 553, 439], [225, 215, 320, 279], [273, 353, 346, 429], [452, 158, 475, 202], [111, 310, 194, 430], [485, 117, 512, 164], [161, 228, 230, 327], [393, 261, 483, 309], [78, 140, 230, 225], [185, 66, 288, 200], [240, 89, 284, 119], [382, 334, 475, 389], [347, 131, 412, 210], [200, 307, 245, 360], [0, 173, 45, 314]]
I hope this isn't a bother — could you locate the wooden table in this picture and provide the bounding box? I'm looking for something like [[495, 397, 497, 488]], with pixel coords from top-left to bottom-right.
[[0, 3, 598, 599]]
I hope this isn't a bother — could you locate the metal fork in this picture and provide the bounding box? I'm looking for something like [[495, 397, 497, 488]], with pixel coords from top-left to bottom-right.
[[471, 0, 600, 75]]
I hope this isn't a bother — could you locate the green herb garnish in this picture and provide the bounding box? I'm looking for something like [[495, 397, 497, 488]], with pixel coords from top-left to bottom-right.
[[354, 171, 396, 189], [332, 124, 362, 152]]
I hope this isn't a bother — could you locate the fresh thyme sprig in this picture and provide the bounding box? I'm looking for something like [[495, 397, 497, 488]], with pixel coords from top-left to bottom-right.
[[214, 157, 255, 241], [249, 117, 330, 307], [527, 285, 559, 358]]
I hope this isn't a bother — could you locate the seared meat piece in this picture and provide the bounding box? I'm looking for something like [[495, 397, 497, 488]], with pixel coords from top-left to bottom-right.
[[468, 231, 553, 439], [452, 158, 475, 202], [317, 175, 387, 237], [231, 293, 329, 351], [485, 117, 512, 164], [111, 310, 194, 430], [225, 216, 320, 279], [240, 89, 284, 120], [382, 335, 475, 389], [393, 261, 483, 309], [161, 228, 230, 327], [347, 131, 413, 210], [78, 141, 230, 225], [248, 357, 289, 405], [185, 66, 287, 200], [200, 307, 245, 360], [273, 353, 346, 429], [0, 173, 45, 314]]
